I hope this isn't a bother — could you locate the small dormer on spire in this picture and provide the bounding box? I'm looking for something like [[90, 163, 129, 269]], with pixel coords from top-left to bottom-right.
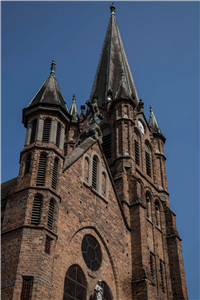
[[69, 94, 78, 122], [115, 69, 131, 99], [149, 105, 161, 134]]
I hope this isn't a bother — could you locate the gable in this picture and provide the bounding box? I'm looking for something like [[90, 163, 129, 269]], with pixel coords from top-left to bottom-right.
[[63, 138, 131, 231]]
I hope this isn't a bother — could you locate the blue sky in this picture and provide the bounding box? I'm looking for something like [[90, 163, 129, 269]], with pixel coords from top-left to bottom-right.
[[1, 1, 199, 299]]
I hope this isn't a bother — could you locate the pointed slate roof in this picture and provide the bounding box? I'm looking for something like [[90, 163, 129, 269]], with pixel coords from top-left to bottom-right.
[[69, 94, 78, 122], [89, 4, 139, 107], [149, 105, 161, 134], [27, 61, 68, 112]]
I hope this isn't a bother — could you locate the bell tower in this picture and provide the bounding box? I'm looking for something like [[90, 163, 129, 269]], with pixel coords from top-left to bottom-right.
[[85, 4, 188, 300], [1, 61, 71, 300]]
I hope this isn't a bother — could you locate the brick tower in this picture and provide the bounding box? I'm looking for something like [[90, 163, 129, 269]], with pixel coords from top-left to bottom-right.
[[1, 4, 188, 300]]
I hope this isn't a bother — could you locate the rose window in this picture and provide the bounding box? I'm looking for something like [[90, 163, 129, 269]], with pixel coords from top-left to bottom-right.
[[81, 235, 102, 271]]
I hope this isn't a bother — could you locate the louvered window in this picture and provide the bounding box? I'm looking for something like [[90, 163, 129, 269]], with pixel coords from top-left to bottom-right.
[[135, 140, 139, 166], [52, 158, 59, 189], [56, 123, 61, 147], [36, 153, 46, 186], [102, 135, 111, 159], [102, 128, 111, 159], [160, 260, 165, 292], [24, 155, 31, 175], [21, 277, 33, 300], [47, 199, 54, 229], [42, 118, 51, 142], [31, 195, 42, 225], [92, 156, 98, 190], [30, 119, 37, 144], [150, 254, 154, 278], [145, 144, 151, 177], [45, 236, 51, 254]]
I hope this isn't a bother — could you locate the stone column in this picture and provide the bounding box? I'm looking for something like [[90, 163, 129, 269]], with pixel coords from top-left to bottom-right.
[[36, 118, 44, 141], [59, 126, 65, 150], [49, 120, 57, 143], [24, 123, 32, 146]]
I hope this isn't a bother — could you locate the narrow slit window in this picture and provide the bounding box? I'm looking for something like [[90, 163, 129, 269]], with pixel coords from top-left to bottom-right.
[[155, 202, 160, 228], [47, 199, 54, 229], [52, 157, 59, 189], [160, 260, 165, 292], [42, 118, 51, 142], [92, 156, 98, 190], [30, 119, 37, 144], [145, 143, 151, 177], [21, 277, 33, 300], [146, 194, 151, 219], [56, 123, 61, 147], [31, 195, 42, 225], [150, 254, 154, 278], [24, 155, 31, 175], [45, 236, 52, 254], [36, 153, 47, 186]]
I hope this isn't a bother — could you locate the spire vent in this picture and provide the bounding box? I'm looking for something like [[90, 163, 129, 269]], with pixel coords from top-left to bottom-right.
[[42, 119, 51, 142]]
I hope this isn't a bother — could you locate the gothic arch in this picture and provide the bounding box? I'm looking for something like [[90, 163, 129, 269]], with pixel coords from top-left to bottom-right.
[[68, 221, 120, 300], [102, 169, 109, 200], [82, 153, 91, 184], [90, 152, 102, 193]]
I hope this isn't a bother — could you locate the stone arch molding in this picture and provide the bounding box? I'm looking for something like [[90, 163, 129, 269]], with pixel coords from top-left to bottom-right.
[[81, 152, 109, 200], [68, 221, 120, 300]]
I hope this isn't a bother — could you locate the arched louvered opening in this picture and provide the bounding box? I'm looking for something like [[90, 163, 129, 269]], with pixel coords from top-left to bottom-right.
[[145, 143, 151, 177], [36, 153, 47, 186], [102, 127, 111, 159], [30, 119, 37, 144], [150, 253, 154, 278], [47, 199, 54, 229], [155, 201, 160, 228], [42, 118, 51, 142], [92, 156, 98, 190], [160, 260, 165, 292], [56, 123, 61, 147], [63, 265, 86, 300], [146, 193, 151, 220], [31, 195, 42, 225], [24, 154, 31, 175], [134, 132, 140, 166], [52, 157, 59, 189]]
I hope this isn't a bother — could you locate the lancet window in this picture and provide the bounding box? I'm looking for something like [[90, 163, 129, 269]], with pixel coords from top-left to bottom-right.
[[42, 118, 51, 142], [31, 195, 42, 225]]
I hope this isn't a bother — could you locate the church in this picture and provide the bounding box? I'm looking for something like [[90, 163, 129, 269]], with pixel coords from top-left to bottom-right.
[[1, 4, 188, 300]]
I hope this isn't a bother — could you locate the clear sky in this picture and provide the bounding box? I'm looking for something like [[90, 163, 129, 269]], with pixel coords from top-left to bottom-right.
[[1, 1, 199, 299]]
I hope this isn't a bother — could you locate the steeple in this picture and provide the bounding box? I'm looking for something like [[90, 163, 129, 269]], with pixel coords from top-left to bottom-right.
[[149, 105, 161, 133], [89, 4, 139, 107], [69, 93, 78, 122], [26, 60, 68, 112]]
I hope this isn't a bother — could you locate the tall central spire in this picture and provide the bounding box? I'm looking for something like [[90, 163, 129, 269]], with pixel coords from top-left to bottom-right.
[[89, 4, 139, 107]]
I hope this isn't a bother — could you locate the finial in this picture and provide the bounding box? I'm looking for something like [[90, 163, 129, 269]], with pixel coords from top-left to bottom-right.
[[110, 3, 115, 15], [150, 105, 153, 116], [72, 93, 76, 102], [50, 60, 56, 74]]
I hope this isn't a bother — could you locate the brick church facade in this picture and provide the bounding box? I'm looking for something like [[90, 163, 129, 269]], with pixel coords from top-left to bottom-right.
[[1, 4, 188, 300]]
